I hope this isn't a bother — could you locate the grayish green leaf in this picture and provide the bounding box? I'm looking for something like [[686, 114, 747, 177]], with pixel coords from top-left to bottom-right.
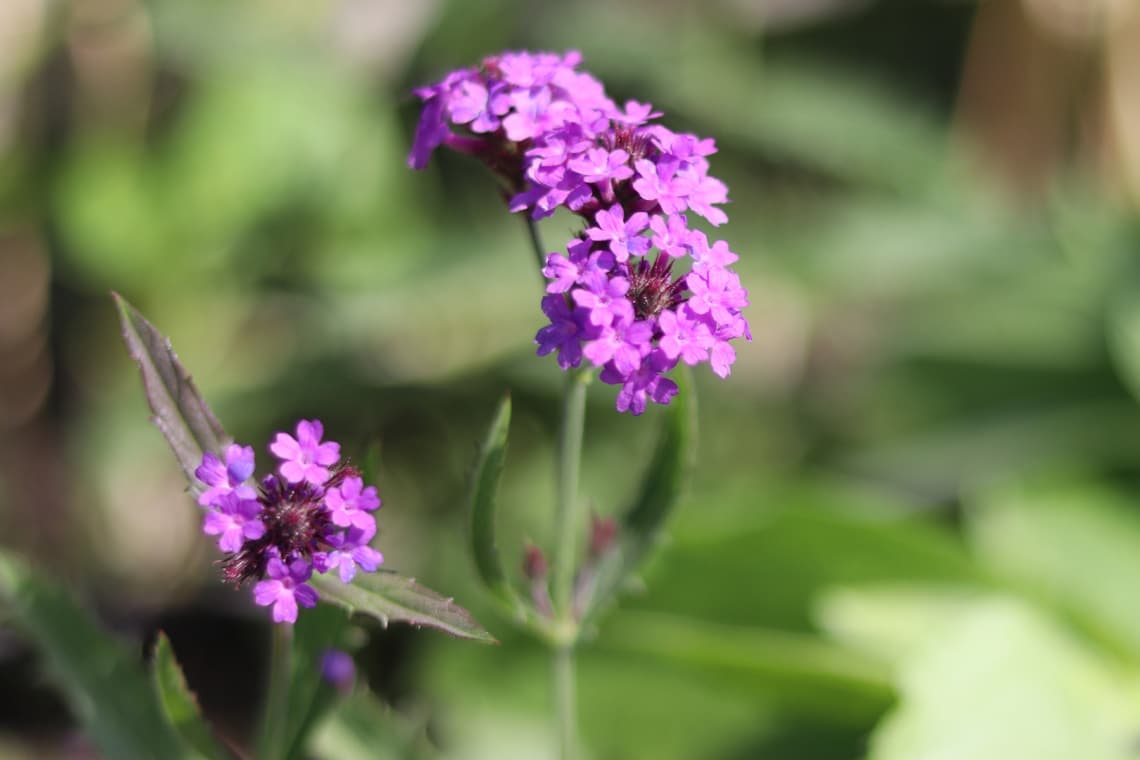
[[311, 571, 496, 644]]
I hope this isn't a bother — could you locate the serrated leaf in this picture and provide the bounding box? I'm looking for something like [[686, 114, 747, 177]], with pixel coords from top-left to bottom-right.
[[152, 634, 232, 760], [467, 394, 523, 611], [0, 551, 196, 760], [311, 570, 497, 643], [583, 367, 696, 623], [114, 292, 227, 494]]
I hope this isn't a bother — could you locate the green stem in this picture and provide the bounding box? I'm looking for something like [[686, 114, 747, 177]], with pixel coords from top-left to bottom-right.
[[553, 369, 589, 614], [524, 216, 548, 273], [553, 645, 577, 760], [524, 210, 584, 760], [258, 623, 293, 759]]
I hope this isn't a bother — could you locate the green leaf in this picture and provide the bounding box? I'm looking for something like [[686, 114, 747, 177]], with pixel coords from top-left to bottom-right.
[[151, 634, 232, 760], [598, 610, 894, 723], [467, 393, 523, 611], [868, 596, 1140, 760], [0, 551, 195, 760], [582, 368, 696, 623], [967, 479, 1140, 661], [283, 605, 355, 760], [311, 570, 496, 643], [113, 292, 227, 494]]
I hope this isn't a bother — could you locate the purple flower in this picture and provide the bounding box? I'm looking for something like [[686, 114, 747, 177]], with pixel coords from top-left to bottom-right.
[[408, 50, 749, 414], [572, 271, 634, 328], [193, 419, 387, 624], [318, 529, 384, 583], [320, 649, 356, 694], [270, 419, 341, 486], [195, 444, 256, 507], [203, 492, 266, 553], [535, 294, 584, 370], [568, 148, 633, 184], [583, 318, 652, 375], [601, 351, 679, 416], [658, 309, 712, 366], [686, 267, 749, 327], [253, 556, 319, 624], [325, 476, 381, 531], [585, 206, 650, 263]]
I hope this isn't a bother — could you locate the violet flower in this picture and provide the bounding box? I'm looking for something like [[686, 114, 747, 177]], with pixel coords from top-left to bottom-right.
[[194, 419, 385, 624], [408, 50, 750, 414]]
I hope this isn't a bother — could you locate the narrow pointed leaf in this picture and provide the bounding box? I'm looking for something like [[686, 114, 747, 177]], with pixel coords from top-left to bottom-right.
[[311, 570, 497, 643], [152, 634, 232, 760], [583, 367, 696, 623], [468, 394, 523, 609], [114, 292, 226, 493], [0, 551, 196, 760]]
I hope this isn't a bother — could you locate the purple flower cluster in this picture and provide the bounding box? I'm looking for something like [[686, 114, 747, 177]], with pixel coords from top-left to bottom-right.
[[194, 420, 383, 624], [409, 50, 749, 414]]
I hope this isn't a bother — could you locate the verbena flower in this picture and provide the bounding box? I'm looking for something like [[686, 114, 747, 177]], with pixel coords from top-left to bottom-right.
[[194, 419, 384, 624], [409, 50, 750, 414]]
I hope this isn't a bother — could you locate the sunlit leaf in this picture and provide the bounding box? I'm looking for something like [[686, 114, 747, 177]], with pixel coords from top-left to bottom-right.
[[868, 597, 1140, 760]]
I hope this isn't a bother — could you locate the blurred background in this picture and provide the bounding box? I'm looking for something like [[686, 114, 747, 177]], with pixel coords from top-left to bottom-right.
[[3, 0, 1140, 757]]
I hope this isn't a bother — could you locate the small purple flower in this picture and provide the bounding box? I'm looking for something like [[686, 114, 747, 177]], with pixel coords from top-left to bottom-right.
[[203, 492, 266, 553], [586, 206, 650, 263], [583, 318, 652, 375], [568, 148, 633, 184], [658, 309, 712, 366], [320, 649, 356, 694], [270, 419, 341, 486], [602, 351, 680, 416], [325, 476, 381, 531], [195, 444, 256, 506], [535, 294, 585, 370], [572, 271, 634, 328], [318, 529, 384, 583], [253, 557, 319, 625]]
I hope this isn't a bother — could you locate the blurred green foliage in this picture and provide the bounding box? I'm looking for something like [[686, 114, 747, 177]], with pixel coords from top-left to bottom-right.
[[3, 0, 1140, 758]]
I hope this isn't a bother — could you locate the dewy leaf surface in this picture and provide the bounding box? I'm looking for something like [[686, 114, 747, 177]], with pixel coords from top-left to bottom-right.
[[311, 570, 496, 643], [114, 292, 227, 495]]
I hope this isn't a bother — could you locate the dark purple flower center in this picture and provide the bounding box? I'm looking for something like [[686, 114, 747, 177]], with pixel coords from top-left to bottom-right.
[[626, 254, 686, 321], [219, 464, 360, 586]]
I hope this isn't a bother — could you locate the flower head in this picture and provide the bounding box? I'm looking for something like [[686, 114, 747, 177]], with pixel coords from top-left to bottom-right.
[[195, 420, 384, 624], [408, 51, 750, 414]]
